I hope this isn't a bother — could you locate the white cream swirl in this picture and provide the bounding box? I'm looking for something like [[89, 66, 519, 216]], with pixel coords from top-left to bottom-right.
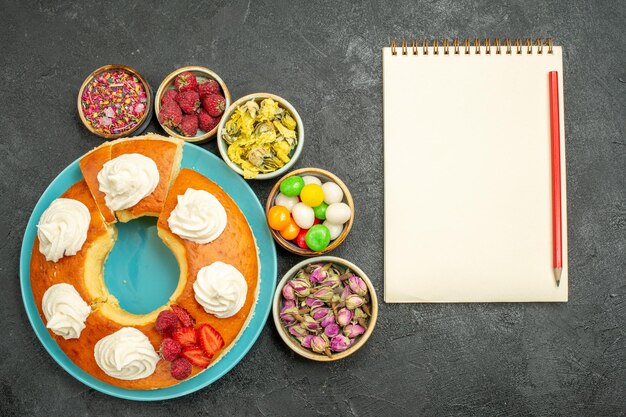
[[94, 327, 159, 380], [194, 261, 248, 318], [168, 188, 227, 244], [42, 283, 91, 339], [37, 198, 90, 262], [97, 153, 160, 211]]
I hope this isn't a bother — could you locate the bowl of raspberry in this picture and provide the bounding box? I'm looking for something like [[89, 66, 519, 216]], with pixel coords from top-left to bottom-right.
[[155, 66, 231, 143]]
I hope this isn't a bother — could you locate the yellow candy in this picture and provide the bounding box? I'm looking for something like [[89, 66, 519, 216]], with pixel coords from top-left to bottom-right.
[[300, 184, 325, 207]]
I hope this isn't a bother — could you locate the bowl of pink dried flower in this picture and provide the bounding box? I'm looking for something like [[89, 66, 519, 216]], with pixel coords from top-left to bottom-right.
[[272, 256, 378, 361]]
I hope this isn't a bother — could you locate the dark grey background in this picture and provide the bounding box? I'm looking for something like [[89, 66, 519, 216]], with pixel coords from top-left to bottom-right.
[[1, 0, 625, 416]]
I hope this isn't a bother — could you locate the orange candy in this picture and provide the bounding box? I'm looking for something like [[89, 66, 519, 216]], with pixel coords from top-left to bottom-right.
[[280, 218, 301, 240], [268, 205, 291, 230]]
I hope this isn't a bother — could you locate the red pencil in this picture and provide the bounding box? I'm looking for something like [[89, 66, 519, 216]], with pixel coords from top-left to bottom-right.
[[549, 71, 562, 286]]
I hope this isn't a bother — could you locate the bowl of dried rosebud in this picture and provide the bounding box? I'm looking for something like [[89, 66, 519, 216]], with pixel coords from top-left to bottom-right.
[[155, 66, 231, 143], [273, 256, 378, 361]]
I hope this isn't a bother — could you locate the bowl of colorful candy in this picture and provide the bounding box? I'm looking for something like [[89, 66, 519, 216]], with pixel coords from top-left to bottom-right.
[[265, 168, 354, 255], [272, 256, 378, 361], [155, 66, 231, 143], [217, 93, 304, 180], [77, 64, 153, 139]]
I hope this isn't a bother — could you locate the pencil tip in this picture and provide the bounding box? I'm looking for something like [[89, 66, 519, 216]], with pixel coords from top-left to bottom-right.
[[554, 268, 562, 286]]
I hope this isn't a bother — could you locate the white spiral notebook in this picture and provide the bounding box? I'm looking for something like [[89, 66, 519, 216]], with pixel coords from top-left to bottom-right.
[[383, 38, 568, 302]]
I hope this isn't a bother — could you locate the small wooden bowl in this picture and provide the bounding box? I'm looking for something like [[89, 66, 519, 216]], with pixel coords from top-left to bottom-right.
[[77, 64, 153, 139], [155, 66, 231, 143], [265, 168, 354, 256], [272, 256, 378, 362]]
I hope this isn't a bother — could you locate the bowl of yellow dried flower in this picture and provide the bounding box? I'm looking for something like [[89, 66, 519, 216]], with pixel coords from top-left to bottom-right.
[[217, 93, 304, 180]]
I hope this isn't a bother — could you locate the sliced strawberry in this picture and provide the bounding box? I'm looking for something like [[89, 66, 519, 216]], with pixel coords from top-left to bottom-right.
[[171, 304, 195, 328], [172, 326, 197, 348], [180, 346, 212, 369], [197, 324, 225, 356]]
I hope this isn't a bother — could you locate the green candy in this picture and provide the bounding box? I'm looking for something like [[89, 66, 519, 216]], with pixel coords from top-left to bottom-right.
[[280, 176, 305, 197], [305, 224, 331, 251], [313, 202, 328, 220]]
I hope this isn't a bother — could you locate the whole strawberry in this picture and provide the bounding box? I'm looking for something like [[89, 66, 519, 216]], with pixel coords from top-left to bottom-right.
[[161, 89, 178, 105], [177, 90, 200, 114], [198, 109, 219, 133], [174, 71, 198, 92], [198, 79, 221, 98], [179, 114, 199, 137], [158, 101, 183, 128], [202, 94, 226, 117]]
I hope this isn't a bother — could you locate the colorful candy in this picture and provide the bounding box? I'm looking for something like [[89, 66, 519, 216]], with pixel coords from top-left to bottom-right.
[[302, 175, 322, 186], [300, 184, 324, 207], [279, 176, 305, 197], [294, 228, 309, 249], [313, 202, 328, 220], [268, 205, 290, 230], [268, 175, 352, 251], [292, 203, 315, 229], [280, 219, 301, 240], [323, 220, 343, 240], [322, 182, 343, 204], [326, 202, 351, 225], [305, 225, 331, 251], [275, 193, 298, 212]]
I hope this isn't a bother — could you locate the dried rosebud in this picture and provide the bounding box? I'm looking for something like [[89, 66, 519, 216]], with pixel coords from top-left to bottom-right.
[[348, 275, 368, 296], [324, 323, 340, 338], [302, 315, 321, 331], [291, 278, 311, 298], [310, 266, 328, 284], [320, 314, 336, 328], [336, 308, 353, 327], [343, 324, 365, 338], [282, 282, 296, 300], [305, 297, 325, 309], [311, 307, 331, 321], [353, 307, 368, 320], [280, 306, 298, 325], [310, 335, 328, 354], [321, 273, 340, 288], [300, 334, 314, 349], [330, 335, 352, 352], [288, 324, 308, 338], [283, 299, 296, 309], [341, 284, 351, 301], [312, 286, 334, 302], [345, 294, 364, 310]]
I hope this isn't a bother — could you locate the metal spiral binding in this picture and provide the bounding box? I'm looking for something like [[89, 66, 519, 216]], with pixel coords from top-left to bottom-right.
[[390, 38, 553, 56]]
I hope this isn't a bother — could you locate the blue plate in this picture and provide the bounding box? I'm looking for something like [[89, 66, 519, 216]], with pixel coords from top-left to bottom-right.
[[19, 143, 277, 401]]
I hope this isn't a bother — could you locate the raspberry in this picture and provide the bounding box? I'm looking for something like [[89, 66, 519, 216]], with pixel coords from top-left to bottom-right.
[[198, 109, 220, 133], [171, 305, 194, 328], [201, 94, 226, 117], [160, 337, 182, 361], [177, 90, 200, 114], [179, 114, 199, 137], [158, 101, 182, 128], [174, 71, 198, 93], [198, 79, 221, 98], [161, 89, 178, 105], [170, 357, 192, 380], [155, 310, 178, 335]]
